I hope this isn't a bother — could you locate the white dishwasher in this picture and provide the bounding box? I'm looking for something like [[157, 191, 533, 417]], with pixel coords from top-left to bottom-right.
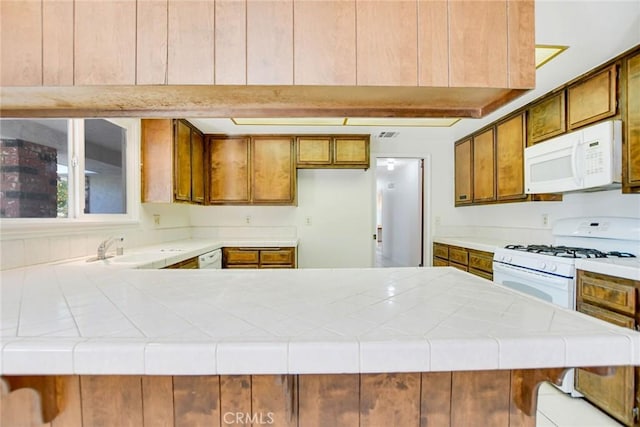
[[198, 249, 222, 269]]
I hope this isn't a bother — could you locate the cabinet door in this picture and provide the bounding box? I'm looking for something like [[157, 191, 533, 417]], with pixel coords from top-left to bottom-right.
[[252, 137, 296, 204], [294, 0, 356, 85], [208, 137, 251, 203], [167, 0, 215, 84], [247, 0, 293, 85], [137, 0, 168, 85], [625, 51, 640, 188], [0, 0, 42, 86], [174, 120, 192, 202], [527, 92, 566, 144], [141, 119, 174, 203], [333, 137, 369, 168], [468, 250, 493, 274], [191, 130, 205, 204], [259, 248, 295, 267], [356, 0, 417, 86], [448, 246, 468, 266], [578, 271, 636, 316], [417, 0, 448, 87], [43, 0, 74, 85], [496, 113, 526, 201], [472, 128, 495, 202], [297, 137, 332, 167], [454, 138, 472, 205], [75, 0, 136, 85], [215, 0, 246, 84], [568, 64, 617, 130]]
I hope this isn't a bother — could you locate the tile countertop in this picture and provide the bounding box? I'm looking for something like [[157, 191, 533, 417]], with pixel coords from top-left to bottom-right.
[[432, 236, 513, 253], [1, 265, 638, 376], [575, 258, 640, 281], [57, 238, 300, 269]]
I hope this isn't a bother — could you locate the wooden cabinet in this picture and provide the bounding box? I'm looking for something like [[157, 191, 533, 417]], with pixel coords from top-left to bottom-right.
[[294, 0, 356, 86], [208, 136, 296, 205], [472, 128, 496, 203], [433, 242, 493, 280], [141, 119, 205, 204], [576, 270, 638, 426], [454, 138, 473, 206], [296, 136, 370, 169], [624, 51, 640, 192], [568, 64, 617, 130], [223, 247, 296, 269], [495, 113, 527, 201], [527, 91, 567, 144], [251, 136, 296, 204], [0, 0, 43, 86], [164, 257, 199, 269]]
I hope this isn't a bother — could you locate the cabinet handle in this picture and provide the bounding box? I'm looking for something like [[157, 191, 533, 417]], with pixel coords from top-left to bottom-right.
[[459, 195, 467, 200]]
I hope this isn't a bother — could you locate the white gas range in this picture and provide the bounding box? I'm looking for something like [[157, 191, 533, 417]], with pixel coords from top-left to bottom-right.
[[492, 216, 640, 396]]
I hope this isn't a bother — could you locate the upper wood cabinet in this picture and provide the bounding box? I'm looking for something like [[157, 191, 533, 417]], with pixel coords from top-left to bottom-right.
[[356, 0, 417, 86], [75, 0, 137, 85], [137, 0, 168, 85], [251, 136, 296, 204], [472, 128, 496, 203], [141, 119, 205, 204], [624, 50, 640, 192], [294, 0, 356, 86], [215, 0, 247, 85], [568, 64, 617, 130], [496, 113, 527, 201], [247, 0, 293, 85], [296, 136, 369, 169], [527, 91, 567, 145], [208, 136, 296, 205], [454, 138, 472, 206]]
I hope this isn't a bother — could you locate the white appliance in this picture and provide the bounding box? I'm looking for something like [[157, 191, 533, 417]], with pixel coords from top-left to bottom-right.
[[198, 249, 222, 269], [493, 217, 640, 396], [524, 120, 622, 194]]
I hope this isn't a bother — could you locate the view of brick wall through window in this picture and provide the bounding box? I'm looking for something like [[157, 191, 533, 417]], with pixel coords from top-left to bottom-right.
[[0, 139, 58, 218]]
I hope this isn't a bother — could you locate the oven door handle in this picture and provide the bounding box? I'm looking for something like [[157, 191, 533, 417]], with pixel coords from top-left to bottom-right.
[[493, 263, 571, 287]]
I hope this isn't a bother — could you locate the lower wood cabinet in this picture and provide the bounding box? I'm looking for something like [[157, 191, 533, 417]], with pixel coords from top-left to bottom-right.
[[576, 269, 638, 426], [164, 256, 199, 269], [223, 247, 296, 269], [432, 242, 493, 280]]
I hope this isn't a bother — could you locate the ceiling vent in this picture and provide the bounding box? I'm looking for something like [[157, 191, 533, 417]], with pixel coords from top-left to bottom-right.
[[378, 131, 399, 138]]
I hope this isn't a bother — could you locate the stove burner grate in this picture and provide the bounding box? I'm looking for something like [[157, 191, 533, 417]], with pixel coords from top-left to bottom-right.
[[504, 245, 636, 259]]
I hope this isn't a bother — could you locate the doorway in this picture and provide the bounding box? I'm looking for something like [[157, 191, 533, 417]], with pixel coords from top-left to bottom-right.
[[375, 158, 424, 267]]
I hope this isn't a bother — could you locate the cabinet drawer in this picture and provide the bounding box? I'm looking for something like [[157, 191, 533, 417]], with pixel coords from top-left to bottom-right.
[[260, 248, 295, 266], [433, 257, 448, 267], [449, 262, 468, 272], [578, 270, 637, 316], [433, 243, 449, 259], [223, 248, 259, 265], [164, 257, 199, 269], [577, 302, 635, 329], [468, 250, 493, 273], [448, 247, 468, 266], [469, 267, 492, 281], [577, 271, 636, 316]]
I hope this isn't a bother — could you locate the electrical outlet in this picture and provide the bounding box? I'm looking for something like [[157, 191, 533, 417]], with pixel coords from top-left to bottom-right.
[[153, 214, 160, 226], [305, 216, 312, 226], [245, 215, 252, 224], [542, 214, 549, 227]]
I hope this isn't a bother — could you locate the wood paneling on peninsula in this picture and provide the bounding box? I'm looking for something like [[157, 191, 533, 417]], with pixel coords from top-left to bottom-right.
[[0, 0, 534, 118]]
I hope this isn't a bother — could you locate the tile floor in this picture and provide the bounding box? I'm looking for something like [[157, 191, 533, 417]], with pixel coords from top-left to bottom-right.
[[537, 382, 622, 426]]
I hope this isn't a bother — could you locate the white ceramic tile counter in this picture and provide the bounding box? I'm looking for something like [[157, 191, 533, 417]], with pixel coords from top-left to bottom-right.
[[58, 238, 299, 269], [1, 265, 638, 376], [433, 236, 513, 253], [575, 258, 640, 281]]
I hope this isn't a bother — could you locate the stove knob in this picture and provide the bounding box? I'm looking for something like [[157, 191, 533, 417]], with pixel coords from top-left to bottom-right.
[[549, 264, 557, 272], [505, 256, 512, 263], [540, 262, 546, 270]]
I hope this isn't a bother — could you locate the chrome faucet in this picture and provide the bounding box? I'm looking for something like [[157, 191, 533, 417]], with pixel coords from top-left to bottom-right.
[[97, 236, 124, 260]]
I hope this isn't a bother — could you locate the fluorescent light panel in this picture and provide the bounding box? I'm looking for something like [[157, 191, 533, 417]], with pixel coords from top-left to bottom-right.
[[345, 117, 460, 127], [535, 45, 568, 68], [231, 117, 461, 127], [231, 118, 345, 126]]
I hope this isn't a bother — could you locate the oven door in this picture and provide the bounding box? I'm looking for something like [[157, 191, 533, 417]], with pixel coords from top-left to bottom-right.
[[493, 262, 574, 309]]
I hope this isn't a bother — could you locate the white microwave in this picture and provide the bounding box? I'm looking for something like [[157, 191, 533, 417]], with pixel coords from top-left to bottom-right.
[[524, 120, 622, 194]]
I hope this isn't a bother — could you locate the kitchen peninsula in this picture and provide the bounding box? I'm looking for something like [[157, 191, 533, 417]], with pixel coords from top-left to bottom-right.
[[1, 257, 639, 426]]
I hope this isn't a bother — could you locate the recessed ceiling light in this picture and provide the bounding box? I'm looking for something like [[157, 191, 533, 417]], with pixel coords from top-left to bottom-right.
[[231, 118, 345, 126], [345, 118, 460, 127], [535, 45, 568, 68]]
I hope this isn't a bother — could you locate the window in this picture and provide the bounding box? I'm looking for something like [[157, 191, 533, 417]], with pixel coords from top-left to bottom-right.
[[0, 118, 138, 222]]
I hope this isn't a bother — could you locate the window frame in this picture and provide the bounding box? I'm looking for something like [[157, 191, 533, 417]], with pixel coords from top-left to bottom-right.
[[0, 118, 140, 235]]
